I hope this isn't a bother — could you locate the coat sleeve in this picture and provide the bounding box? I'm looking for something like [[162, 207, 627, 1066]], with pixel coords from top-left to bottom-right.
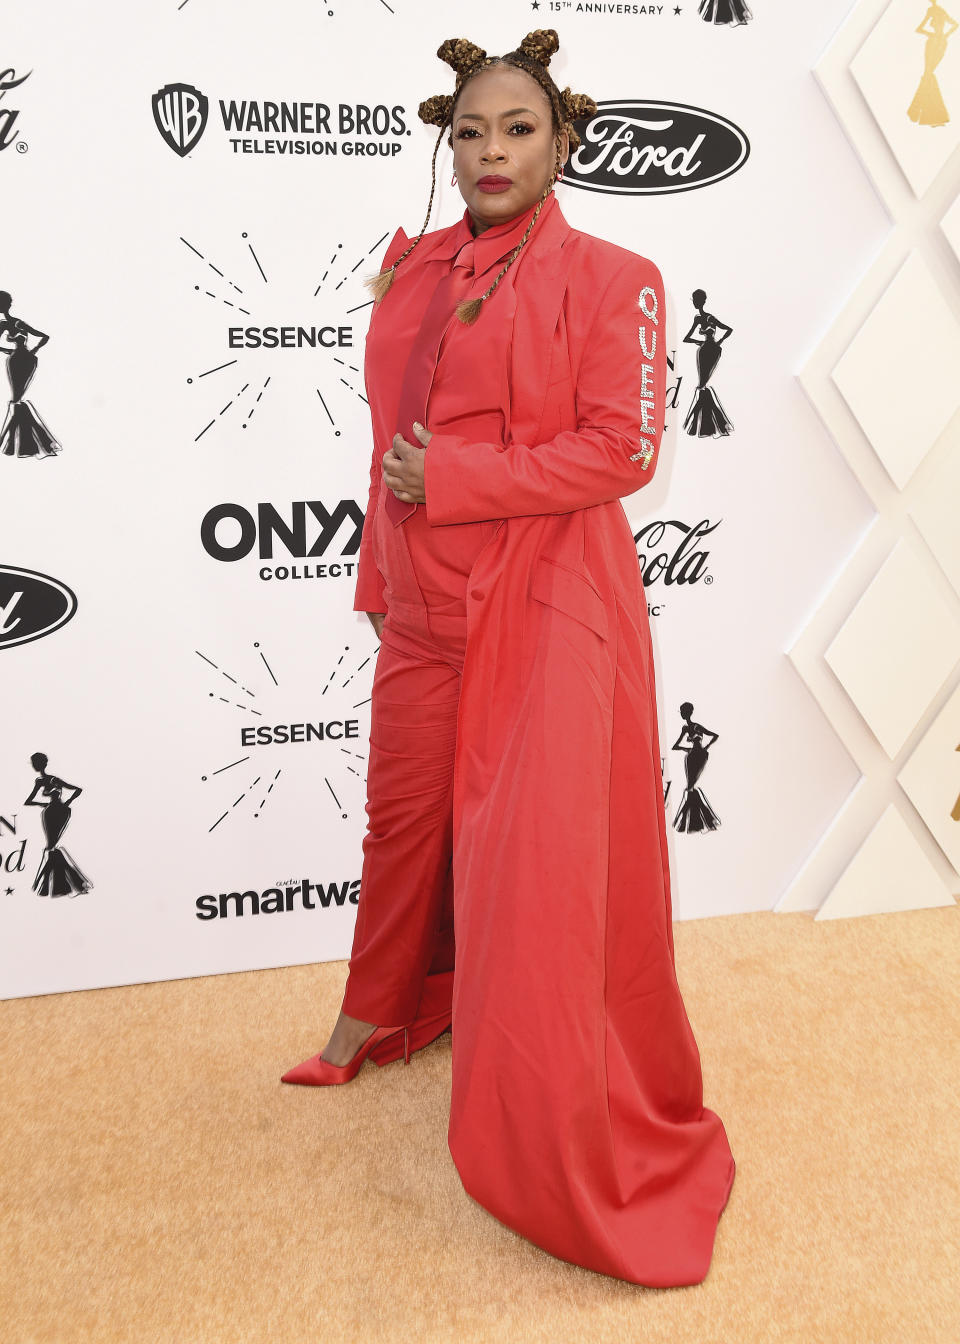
[[423, 254, 667, 525], [352, 226, 410, 614]]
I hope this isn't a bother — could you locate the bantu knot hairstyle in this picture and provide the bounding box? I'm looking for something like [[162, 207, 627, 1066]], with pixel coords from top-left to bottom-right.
[[364, 28, 598, 324]]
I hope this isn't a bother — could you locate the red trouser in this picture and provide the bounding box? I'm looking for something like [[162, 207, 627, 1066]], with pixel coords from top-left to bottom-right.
[[341, 598, 463, 1025], [342, 492, 497, 1028]]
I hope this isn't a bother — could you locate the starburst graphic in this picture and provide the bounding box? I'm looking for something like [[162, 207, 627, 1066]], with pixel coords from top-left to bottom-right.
[[181, 225, 393, 444], [197, 638, 375, 831]]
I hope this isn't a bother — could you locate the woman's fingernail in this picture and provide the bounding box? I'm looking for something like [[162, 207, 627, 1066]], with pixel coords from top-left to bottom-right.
[[413, 421, 422, 430]]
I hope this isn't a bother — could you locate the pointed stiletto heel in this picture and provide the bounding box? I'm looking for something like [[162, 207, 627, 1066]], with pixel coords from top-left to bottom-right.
[[366, 1022, 413, 1066], [280, 1023, 408, 1087], [367, 1013, 450, 1067]]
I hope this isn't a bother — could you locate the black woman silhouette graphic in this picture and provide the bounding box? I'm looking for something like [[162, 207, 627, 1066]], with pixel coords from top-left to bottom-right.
[[0, 292, 61, 460], [671, 703, 721, 834], [908, 4, 957, 127], [699, 0, 753, 26], [683, 289, 734, 438], [25, 753, 92, 897]]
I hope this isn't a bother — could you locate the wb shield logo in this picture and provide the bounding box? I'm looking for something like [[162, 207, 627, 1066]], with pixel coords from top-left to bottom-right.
[[152, 83, 208, 157]]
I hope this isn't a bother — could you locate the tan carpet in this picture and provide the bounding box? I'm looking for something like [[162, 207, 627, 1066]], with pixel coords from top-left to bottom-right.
[[1, 906, 958, 1344]]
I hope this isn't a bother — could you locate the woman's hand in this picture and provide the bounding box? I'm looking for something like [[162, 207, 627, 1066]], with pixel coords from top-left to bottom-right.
[[383, 421, 433, 504]]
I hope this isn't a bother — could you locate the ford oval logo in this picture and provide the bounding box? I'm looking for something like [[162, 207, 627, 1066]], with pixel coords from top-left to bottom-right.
[[566, 100, 750, 195], [0, 566, 78, 650]]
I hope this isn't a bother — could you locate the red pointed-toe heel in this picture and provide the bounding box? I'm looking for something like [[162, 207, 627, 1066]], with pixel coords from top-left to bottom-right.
[[280, 1023, 410, 1086]]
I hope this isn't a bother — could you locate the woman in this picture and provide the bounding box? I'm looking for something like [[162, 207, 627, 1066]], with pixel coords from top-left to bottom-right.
[[908, 3, 957, 127], [699, 0, 753, 25], [282, 30, 736, 1288], [672, 702, 721, 833], [0, 293, 60, 460], [683, 288, 734, 439], [24, 752, 91, 897]]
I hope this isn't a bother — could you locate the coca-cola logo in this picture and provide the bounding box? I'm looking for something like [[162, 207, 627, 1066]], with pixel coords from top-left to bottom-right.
[[566, 102, 749, 195], [0, 566, 78, 649], [634, 519, 720, 586], [0, 66, 31, 153]]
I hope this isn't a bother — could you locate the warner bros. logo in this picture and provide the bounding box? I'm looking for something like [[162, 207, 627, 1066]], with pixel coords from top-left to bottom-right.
[[152, 83, 208, 157]]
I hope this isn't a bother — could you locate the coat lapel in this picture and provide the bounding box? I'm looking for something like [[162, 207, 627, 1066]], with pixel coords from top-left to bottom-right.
[[507, 199, 577, 445]]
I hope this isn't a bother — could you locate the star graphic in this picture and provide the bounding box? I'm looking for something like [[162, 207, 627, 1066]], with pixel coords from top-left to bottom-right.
[[532, 0, 540, 8], [4, 887, 13, 896], [674, 5, 682, 12]]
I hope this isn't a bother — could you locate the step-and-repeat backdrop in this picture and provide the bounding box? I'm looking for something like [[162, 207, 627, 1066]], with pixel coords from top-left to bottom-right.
[[2, 0, 957, 999]]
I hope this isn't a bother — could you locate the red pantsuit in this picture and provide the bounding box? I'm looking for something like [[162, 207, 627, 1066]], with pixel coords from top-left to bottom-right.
[[346, 191, 736, 1287]]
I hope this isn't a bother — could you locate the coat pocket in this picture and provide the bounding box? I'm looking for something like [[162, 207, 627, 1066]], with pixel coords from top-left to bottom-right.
[[529, 555, 609, 642]]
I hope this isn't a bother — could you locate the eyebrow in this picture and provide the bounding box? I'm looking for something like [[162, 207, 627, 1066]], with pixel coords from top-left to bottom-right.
[[455, 107, 540, 122]]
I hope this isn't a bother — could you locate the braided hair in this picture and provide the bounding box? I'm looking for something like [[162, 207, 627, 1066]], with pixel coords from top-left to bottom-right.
[[363, 29, 597, 325]]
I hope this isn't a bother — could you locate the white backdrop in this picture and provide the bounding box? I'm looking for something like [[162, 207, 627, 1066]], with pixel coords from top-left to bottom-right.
[[0, 1, 911, 997]]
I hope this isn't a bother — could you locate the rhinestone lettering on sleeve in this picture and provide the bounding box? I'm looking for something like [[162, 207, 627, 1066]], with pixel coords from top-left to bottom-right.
[[630, 285, 659, 468]]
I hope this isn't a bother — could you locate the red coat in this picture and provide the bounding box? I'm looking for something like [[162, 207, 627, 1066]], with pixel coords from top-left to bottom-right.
[[356, 192, 735, 1286]]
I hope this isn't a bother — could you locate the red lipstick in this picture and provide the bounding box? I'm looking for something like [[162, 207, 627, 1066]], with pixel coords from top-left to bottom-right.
[[477, 175, 513, 193]]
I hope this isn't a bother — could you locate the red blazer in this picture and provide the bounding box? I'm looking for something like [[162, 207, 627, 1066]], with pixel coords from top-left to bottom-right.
[[354, 190, 665, 614], [355, 197, 735, 1286]]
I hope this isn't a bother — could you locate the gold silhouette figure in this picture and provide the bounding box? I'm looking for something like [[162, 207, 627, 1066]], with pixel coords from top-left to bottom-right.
[[908, 3, 957, 127]]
